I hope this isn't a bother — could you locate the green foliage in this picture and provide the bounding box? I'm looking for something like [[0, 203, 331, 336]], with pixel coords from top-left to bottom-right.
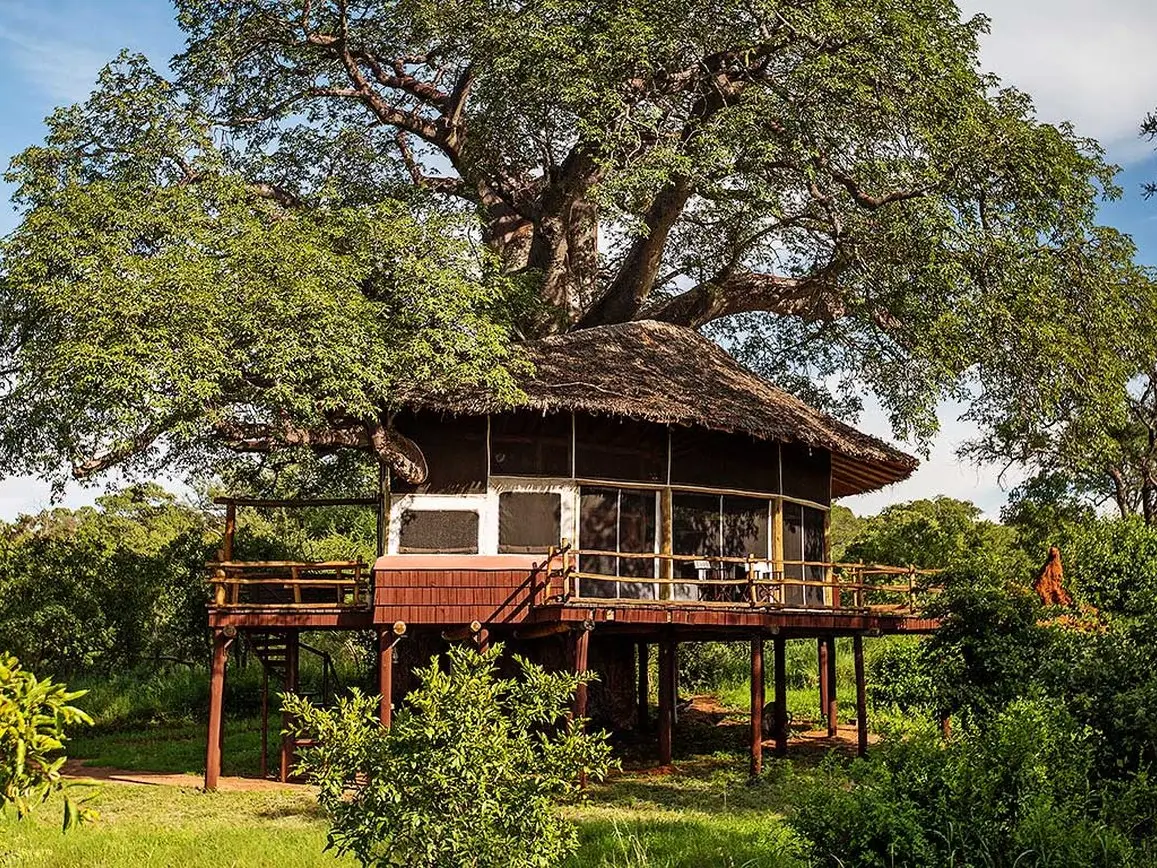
[[0, 485, 212, 673], [0, 653, 96, 830], [1001, 472, 1096, 562], [792, 700, 1141, 868], [843, 497, 1029, 574], [285, 644, 614, 868], [0, 54, 526, 488], [866, 638, 934, 717], [1, 0, 1153, 487], [1067, 517, 1157, 617], [919, 566, 1045, 723]]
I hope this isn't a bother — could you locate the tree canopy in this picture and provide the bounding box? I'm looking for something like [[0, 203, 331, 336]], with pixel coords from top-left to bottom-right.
[[2, 0, 1153, 486]]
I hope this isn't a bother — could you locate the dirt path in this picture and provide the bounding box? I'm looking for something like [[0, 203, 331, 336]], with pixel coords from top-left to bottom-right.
[[62, 760, 313, 792]]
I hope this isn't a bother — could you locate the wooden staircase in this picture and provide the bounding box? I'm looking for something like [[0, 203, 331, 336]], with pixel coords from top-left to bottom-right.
[[244, 631, 340, 780]]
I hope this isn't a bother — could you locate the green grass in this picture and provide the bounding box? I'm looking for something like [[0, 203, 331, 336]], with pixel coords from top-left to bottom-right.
[[0, 754, 810, 868], [0, 784, 349, 868], [69, 717, 267, 778], [4, 715, 818, 868]]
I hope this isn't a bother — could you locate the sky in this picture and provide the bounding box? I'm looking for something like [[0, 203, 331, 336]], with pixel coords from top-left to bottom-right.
[[0, 0, 1156, 521]]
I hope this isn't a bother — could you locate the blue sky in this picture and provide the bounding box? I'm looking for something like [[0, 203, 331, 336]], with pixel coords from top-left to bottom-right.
[[1, 0, 1156, 520]]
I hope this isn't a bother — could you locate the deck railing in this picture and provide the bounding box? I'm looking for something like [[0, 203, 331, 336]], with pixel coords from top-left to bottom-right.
[[208, 561, 370, 608], [540, 543, 941, 615]]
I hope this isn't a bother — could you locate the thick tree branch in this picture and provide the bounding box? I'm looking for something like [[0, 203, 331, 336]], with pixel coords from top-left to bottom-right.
[[71, 423, 171, 480], [641, 267, 848, 329], [212, 418, 427, 483]]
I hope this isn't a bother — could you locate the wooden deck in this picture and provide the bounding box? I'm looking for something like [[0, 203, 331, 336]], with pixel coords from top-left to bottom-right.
[[207, 553, 940, 637]]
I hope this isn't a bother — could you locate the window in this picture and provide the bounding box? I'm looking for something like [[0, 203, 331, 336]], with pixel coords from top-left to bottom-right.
[[577, 487, 657, 599], [672, 494, 770, 601], [498, 492, 561, 554], [398, 510, 479, 554], [490, 412, 572, 477], [782, 502, 826, 606]]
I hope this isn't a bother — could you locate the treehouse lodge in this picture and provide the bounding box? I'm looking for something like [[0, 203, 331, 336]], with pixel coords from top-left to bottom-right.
[[204, 321, 939, 789]]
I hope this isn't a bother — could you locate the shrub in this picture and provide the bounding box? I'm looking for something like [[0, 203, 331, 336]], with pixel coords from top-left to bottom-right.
[[0, 653, 96, 829], [791, 700, 1140, 867], [285, 643, 614, 868]]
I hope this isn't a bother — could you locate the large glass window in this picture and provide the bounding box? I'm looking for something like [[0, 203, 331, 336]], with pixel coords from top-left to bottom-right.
[[398, 510, 479, 554], [497, 492, 561, 554], [672, 494, 770, 601], [782, 502, 826, 606], [577, 487, 657, 599]]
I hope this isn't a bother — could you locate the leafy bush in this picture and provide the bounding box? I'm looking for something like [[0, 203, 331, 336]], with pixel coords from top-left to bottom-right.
[[1068, 517, 1157, 617], [792, 700, 1140, 867], [0, 653, 95, 829], [285, 644, 614, 868], [920, 566, 1046, 724]]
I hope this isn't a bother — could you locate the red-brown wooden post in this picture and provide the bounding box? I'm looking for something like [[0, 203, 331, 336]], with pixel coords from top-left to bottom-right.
[[750, 638, 765, 777], [205, 629, 230, 790], [658, 639, 675, 765], [280, 630, 299, 783], [637, 642, 650, 732], [817, 637, 829, 726], [773, 636, 787, 757], [854, 634, 868, 757], [378, 627, 394, 727], [826, 636, 838, 737], [259, 664, 269, 779], [572, 627, 590, 720]]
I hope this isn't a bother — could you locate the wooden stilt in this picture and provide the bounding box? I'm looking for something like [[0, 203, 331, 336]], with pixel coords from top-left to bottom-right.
[[378, 627, 394, 727], [572, 628, 590, 720], [280, 630, 299, 783], [940, 712, 952, 740], [826, 636, 838, 737], [750, 638, 764, 777], [817, 637, 830, 727], [658, 639, 675, 765], [854, 634, 868, 757], [773, 637, 787, 757], [260, 664, 269, 779], [204, 630, 230, 790], [637, 642, 650, 732]]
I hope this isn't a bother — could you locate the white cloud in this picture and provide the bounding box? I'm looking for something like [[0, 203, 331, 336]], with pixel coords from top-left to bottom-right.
[[960, 0, 1157, 162]]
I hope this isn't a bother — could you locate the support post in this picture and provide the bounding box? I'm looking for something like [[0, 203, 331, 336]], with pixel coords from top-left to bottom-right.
[[378, 627, 394, 727], [658, 639, 675, 765], [750, 637, 764, 777], [826, 636, 838, 737], [817, 637, 829, 727], [637, 642, 650, 732], [260, 664, 269, 779], [204, 629, 230, 790], [854, 634, 868, 757], [773, 637, 787, 757], [280, 630, 299, 783], [572, 627, 590, 720]]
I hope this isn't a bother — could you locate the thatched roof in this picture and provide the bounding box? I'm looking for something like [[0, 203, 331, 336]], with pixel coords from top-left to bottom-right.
[[411, 319, 917, 498]]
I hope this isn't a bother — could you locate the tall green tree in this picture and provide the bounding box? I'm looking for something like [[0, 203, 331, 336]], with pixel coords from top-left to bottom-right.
[[1, 1, 1152, 485]]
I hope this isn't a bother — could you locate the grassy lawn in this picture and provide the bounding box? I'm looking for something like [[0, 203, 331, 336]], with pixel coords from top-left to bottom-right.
[[1, 757, 809, 868], [4, 712, 818, 868]]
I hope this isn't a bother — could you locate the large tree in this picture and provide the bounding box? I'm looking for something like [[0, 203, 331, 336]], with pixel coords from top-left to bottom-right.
[[1, 0, 1152, 486]]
